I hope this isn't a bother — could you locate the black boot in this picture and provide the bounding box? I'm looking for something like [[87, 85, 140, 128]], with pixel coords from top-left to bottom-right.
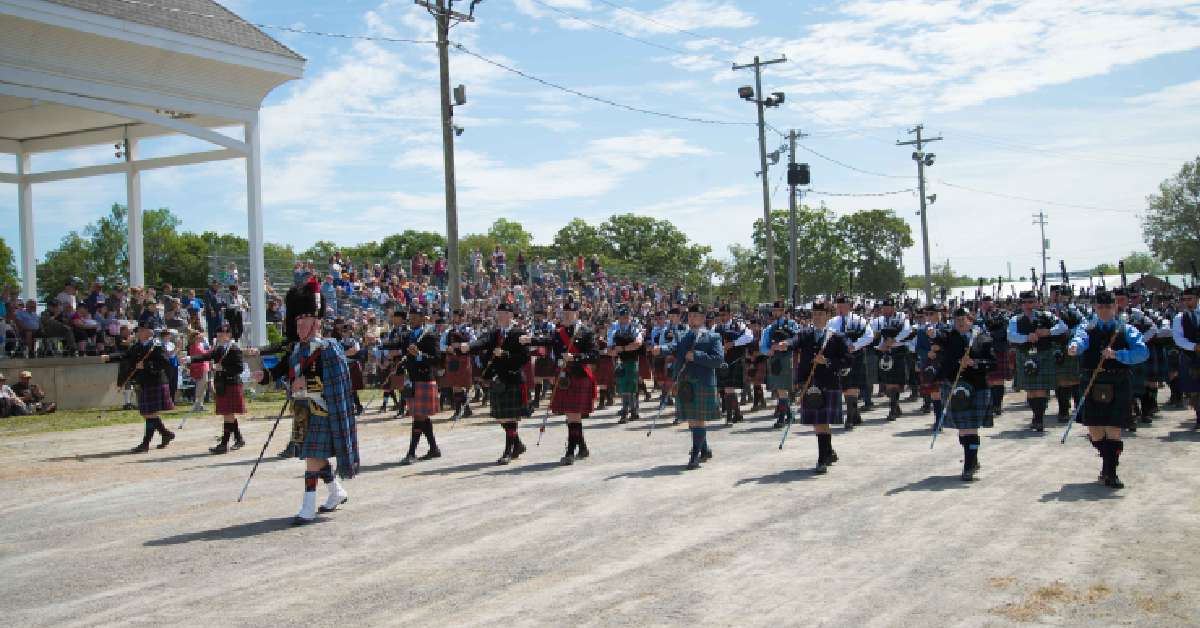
[[210, 423, 232, 454], [686, 450, 701, 470], [1056, 387, 1071, 422]]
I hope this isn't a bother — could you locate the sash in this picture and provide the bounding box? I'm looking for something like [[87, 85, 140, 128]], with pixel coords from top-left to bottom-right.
[[558, 324, 596, 388]]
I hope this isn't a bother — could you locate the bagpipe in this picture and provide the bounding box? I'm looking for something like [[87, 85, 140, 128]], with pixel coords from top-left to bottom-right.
[[766, 322, 797, 376], [1021, 310, 1060, 376], [876, 315, 906, 372]]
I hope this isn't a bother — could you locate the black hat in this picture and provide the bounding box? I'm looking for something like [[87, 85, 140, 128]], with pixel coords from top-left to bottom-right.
[[1185, 286, 1200, 297], [409, 306, 428, 318], [952, 307, 971, 318], [687, 303, 703, 314], [1019, 290, 1036, 300], [136, 319, 158, 332], [1112, 287, 1127, 296], [497, 302, 515, 313], [392, 308, 408, 318], [668, 307, 681, 316], [981, 295, 993, 302], [1095, 290, 1116, 305], [284, 282, 321, 342], [654, 310, 667, 318], [811, 301, 830, 312], [435, 316, 447, 325]]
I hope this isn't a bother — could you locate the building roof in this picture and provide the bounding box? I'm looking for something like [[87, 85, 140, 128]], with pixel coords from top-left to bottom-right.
[[45, 0, 303, 61]]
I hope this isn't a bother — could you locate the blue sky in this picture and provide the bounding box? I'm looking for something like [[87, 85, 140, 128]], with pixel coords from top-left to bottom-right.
[[5, 0, 1200, 278]]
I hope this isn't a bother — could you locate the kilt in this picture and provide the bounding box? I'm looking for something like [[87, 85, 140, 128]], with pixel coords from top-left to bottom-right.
[[137, 383, 174, 415], [1128, 363, 1147, 392], [1013, 347, 1057, 391], [842, 351, 867, 391], [385, 373, 406, 392], [522, 361, 536, 390], [349, 361, 365, 391], [214, 382, 246, 415], [749, 357, 767, 386], [615, 360, 640, 394], [918, 369, 940, 396], [939, 383, 993, 430], [876, 350, 908, 386], [653, 356, 674, 386], [987, 348, 1014, 385], [717, 358, 745, 389], [675, 381, 721, 422], [864, 348, 879, 387], [1179, 351, 1200, 393], [1146, 344, 1171, 383], [1077, 370, 1132, 427], [534, 355, 558, 378], [799, 389, 843, 425], [1055, 353, 1081, 386], [594, 355, 615, 387], [766, 352, 794, 391], [408, 381, 440, 417], [297, 402, 338, 460], [490, 380, 527, 419], [638, 354, 652, 380], [550, 373, 595, 416], [441, 354, 474, 388]]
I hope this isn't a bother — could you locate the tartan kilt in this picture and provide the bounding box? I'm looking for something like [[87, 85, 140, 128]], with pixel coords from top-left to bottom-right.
[[490, 380, 527, 419], [137, 383, 174, 415], [594, 355, 616, 387], [407, 381, 440, 417], [349, 361, 365, 391], [441, 354, 474, 389], [987, 348, 1014, 385], [1146, 344, 1170, 383], [638, 354, 652, 380], [1077, 370, 1132, 427], [297, 402, 338, 460], [717, 358, 745, 389], [675, 381, 721, 422], [766, 352, 794, 391], [1128, 363, 1147, 391], [749, 358, 767, 385], [918, 369, 940, 396], [522, 361, 536, 390], [653, 357, 673, 386], [1179, 351, 1200, 392], [939, 383, 993, 429], [615, 360, 640, 394], [1055, 353, 1081, 385], [385, 373, 406, 392], [533, 355, 558, 378], [214, 382, 246, 415], [550, 373, 595, 416], [799, 389, 844, 425], [842, 351, 867, 391], [1013, 347, 1058, 391], [876, 350, 908, 386], [864, 348, 879, 386]]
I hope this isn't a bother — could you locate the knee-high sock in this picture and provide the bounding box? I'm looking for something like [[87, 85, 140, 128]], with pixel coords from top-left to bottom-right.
[[231, 419, 243, 441], [932, 399, 944, 422], [1056, 387, 1072, 414], [140, 419, 155, 447], [566, 423, 580, 455], [689, 427, 704, 454], [574, 422, 587, 449], [304, 470, 319, 492], [219, 422, 232, 446], [991, 385, 1005, 409], [816, 432, 832, 461], [959, 434, 980, 467], [406, 422, 422, 457], [421, 418, 438, 450], [1030, 397, 1048, 423]]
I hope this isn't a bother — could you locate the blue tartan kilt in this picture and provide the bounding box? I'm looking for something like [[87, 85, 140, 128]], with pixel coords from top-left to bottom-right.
[[137, 383, 174, 415], [1179, 351, 1200, 393], [490, 379, 527, 419], [1077, 370, 1132, 427], [799, 389, 843, 425], [615, 360, 640, 394], [297, 402, 338, 460], [864, 348, 879, 386], [675, 381, 720, 422], [1146, 344, 1171, 383], [939, 383, 993, 430], [1013, 347, 1058, 391], [717, 358, 745, 389], [876, 350, 908, 386], [766, 353, 794, 391], [407, 381, 439, 417], [1055, 353, 1081, 385]]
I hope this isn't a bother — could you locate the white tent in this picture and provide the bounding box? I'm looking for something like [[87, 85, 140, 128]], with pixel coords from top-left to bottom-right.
[[0, 0, 305, 345]]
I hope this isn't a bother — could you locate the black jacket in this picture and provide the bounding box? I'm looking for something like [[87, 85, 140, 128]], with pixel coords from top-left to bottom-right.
[[935, 329, 996, 389], [190, 343, 245, 387], [470, 326, 531, 384]]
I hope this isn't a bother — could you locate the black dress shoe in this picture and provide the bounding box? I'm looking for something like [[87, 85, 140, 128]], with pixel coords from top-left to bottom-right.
[[209, 443, 228, 454], [686, 452, 701, 470], [576, 447, 590, 460], [496, 455, 511, 465], [511, 442, 527, 459], [814, 461, 828, 474], [1104, 475, 1124, 489], [419, 448, 442, 461], [318, 497, 348, 513], [700, 449, 713, 462], [291, 516, 316, 526], [560, 455, 575, 466], [827, 450, 839, 465], [773, 417, 786, 429], [157, 431, 175, 449], [130, 444, 150, 453], [399, 454, 417, 466], [231, 438, 245, 450]]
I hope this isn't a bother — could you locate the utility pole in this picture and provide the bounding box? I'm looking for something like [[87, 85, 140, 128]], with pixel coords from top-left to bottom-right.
[[1032, 210, 1049, 299], [417, 0, 475, 309], [897, 124, 942, 304], [786, 129, 809, 305], [733, 55, 787, 301]]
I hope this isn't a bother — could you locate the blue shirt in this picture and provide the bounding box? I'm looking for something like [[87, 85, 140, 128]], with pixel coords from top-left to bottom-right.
[[760, 317, 801, 353], [1068, 319, 1149, 366]]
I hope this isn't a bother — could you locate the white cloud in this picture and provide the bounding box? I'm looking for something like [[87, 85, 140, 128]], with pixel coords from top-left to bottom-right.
[[1126, 79, 1200, 109], [610, 0, 756, 34]]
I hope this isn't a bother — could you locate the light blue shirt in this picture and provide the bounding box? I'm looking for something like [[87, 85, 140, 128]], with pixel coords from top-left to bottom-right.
[[1007, 311, 1068, 344], [1068, 319, 1149, 365]]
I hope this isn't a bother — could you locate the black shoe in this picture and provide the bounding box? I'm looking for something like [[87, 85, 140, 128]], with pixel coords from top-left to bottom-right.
[[418, 448, 441, 461], [644, 391, 652, 402], [814, 461, 828, 474], [462, 405, 473, 418], [511, 442, 527, 459], [400, 454, 417, 466], [617, 409, 628, 424], [961, 467, 977, 482], [278, 442, 297, 459], [291, 516, 316, 526], [1031, 421, 1044, 433], [904, 392, 919, 402], [1139, 415, 1152, 425], [686, 452, 701, 470], [844, 421, 854, 432], [209, 442, 229, 454], [1104, 475, 1124, 489], [773, 417, 786, 429], [631, 412, 640, 421], [122, 403, 135, 411], [885, 408, 898, 422], [157, 431, 175, 449], [920, 402, 932, 414], [827, 450, 839, 465], [318, 497, 348, 514], [130, 443, 150, 453], [231, 438, 245, 450], [862, 401, 875, 410], [993, 406, 1004, 416], [700, 448, 713, 462], [576, 446, 590, 460], [496, 455, 511, 465], [560, 455, 575, 466]]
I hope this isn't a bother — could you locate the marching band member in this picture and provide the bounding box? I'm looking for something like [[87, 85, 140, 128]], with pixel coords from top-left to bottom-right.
[[654, 304, 724, 470], [1008, 291, 1068, 432]]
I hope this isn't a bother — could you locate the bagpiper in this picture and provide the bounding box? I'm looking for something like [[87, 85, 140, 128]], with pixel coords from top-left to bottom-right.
[[761, 301, 801, 428], [528, 308, 557, 408], [531, 301, 598, 465], [1067, 289, 1149, 489], [1049, 285, 1086, 424], [188, 321, 247, 454], [978, 296, 1013, 416], [1171, 286, 1200, 429], [828, 295, 874, 430], [1007, 290, 1068, 432], [463, 303, 532, 464], [653, 303, 724, 470], [872, 298, 913, 421], [379, 308, 410, 416], [785, 301, 852, 474], [608, 306, 644, 424], [114, 320, 176, 453], [934, 307, 997, 482], [440, 309, 476, 421], [714, 304, 754, 424], [400, 307, 442, 465]]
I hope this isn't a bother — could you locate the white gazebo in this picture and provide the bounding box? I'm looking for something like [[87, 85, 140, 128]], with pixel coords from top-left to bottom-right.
[[0, 0, 304, 345]]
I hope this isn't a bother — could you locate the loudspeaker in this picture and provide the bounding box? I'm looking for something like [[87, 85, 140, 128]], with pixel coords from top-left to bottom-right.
[[788, 163, 810, 186]]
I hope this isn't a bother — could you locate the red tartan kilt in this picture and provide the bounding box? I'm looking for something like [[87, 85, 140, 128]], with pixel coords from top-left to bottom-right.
[[550, 374, 595, 416], [594, 356, 615, 386], [408, 381, 439, 417], [215, 382, 246, 415], [522, 361, 535, 388], [638, 354, 652, 379], [988, 349, 1015, 385], [534, 356, 559, 378], [441, 354, 474, 388], [349, 361, 365, 391]]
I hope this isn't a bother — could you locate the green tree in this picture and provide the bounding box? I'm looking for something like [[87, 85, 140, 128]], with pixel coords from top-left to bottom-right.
[[837, 209, 913, 296], [487, 218, 533, 254], [301, 240, 340, 263], [552, 218, 604, 260], [1142, 156, 1200, 272], [597, 213, 710, 282], [37, 233, 91, 299], [1120, 251, 1165, 275], [378, 230, 446, 262], [1092, 262, 1118, 276], [0, 237, 17, 290], [749, 207, 851, 302]]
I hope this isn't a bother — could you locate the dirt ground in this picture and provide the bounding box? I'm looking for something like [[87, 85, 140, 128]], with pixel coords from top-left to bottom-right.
[[1, 390, 1198, 627]]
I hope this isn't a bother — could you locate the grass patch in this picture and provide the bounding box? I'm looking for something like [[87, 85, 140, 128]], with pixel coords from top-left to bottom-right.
[[0, 391, 290, 438]]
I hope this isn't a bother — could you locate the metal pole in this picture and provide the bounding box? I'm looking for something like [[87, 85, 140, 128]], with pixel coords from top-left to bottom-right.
[[787, 130, 798, 305], [436, 0, 462, 309], [915, 142, 932, 305], [16, 150, 36, 301], [753, 58, 776, 301]]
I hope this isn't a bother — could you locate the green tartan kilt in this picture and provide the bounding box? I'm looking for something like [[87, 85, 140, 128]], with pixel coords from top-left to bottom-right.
[[766, 352, 794, 392], [615, 360, 640, 395], [863, 348, 879, 386], [1013, 347, 1058, 391], [489, 380, 527, 419], [939, 383, 994, 430], [1056, 353, 1081, 385], [1146, 344, 1171, 383], [675, 381, 721, 422], [1077, 370, 1132, 427]]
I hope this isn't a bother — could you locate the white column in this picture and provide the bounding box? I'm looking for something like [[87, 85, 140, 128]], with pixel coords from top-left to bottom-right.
[[244, 115, 266, 347], [16, 150, 36, 301], [125, 137, 144, 288]]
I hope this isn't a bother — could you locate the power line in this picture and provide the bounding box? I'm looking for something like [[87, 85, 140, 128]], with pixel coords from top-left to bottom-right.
[[808, 188, 916, 197], [525, 0, 691, 55], [451, 43, 753, 126], [795, 142, 911, 179]]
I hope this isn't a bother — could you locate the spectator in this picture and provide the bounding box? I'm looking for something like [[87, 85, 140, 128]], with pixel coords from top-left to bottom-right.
[[11, 370, 55, 414], [321, 275, 337, 316], [82, 282, 106, 314], [0, 373, 30, 417], [186, 330, 212, 411], [56, 277, 80, 311], [203, 278, 223, 342], [223, 284, 247, 341], [137, 300, 165, 331], [493, 245, 507, 276], [40, 301, 79, 356], [266, 299, 284, 323], [13, 301, 39, 358]]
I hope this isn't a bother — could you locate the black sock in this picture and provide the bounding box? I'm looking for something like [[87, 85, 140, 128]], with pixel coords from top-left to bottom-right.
[[566, 423, 579, 455], [422, 419, 438, 450], [501, 422, 514, 455], [303, 470, 319, 492], [154, 417, 171, 436], [816, 432, 832, 461], [319, 463, 334, 484], [1056, 387, 1071, 414], [690, 427, 704, 454], [1031, 397, 1047, 423], [991, 385, 1004, 408], [889, 390, 900, 409], [219, 422, 232, 445], [141, 419, 154, 446], [575, 423, 587, 450], [964, 434, 980, 467], [1100, 440, 1115, 478], [406, 423, 421, 457], [231, 419, 243, 441], [932, 399, 944, 421]]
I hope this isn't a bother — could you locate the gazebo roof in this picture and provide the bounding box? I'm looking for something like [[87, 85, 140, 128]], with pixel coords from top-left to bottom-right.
[[44, 0, 302, 60]]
